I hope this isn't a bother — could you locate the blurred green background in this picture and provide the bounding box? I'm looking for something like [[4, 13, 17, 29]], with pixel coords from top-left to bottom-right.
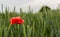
[[0, 5, 60, 37]]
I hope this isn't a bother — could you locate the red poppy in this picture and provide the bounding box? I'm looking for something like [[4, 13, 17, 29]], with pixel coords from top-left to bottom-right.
[[10, 16, 24, 25]]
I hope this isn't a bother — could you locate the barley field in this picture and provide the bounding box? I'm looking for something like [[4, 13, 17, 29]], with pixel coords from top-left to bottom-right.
[[0, 6, 60, 37]]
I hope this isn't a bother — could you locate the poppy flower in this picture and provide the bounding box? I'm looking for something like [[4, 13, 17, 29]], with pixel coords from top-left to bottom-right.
[[10, 16, 24, 25]]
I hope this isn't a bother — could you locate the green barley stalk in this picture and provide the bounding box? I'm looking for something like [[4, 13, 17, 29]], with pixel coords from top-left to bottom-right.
[[23, 24, 26, 37], [0, 28, 2, 37]]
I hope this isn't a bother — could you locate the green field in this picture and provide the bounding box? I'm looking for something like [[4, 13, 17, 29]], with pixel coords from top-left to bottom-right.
[[0, 6, 60, 37]]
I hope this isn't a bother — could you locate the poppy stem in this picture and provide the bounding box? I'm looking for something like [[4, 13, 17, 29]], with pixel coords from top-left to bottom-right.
[[8, 24, 11, 30], [17, 24, 20, 37]]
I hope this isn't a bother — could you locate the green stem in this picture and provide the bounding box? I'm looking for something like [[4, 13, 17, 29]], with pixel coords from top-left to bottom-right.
[[23, 24, 26, 37], [32, 22, 35, 37], [18, 24, 20, 37], [0, 28, 2, 37]]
